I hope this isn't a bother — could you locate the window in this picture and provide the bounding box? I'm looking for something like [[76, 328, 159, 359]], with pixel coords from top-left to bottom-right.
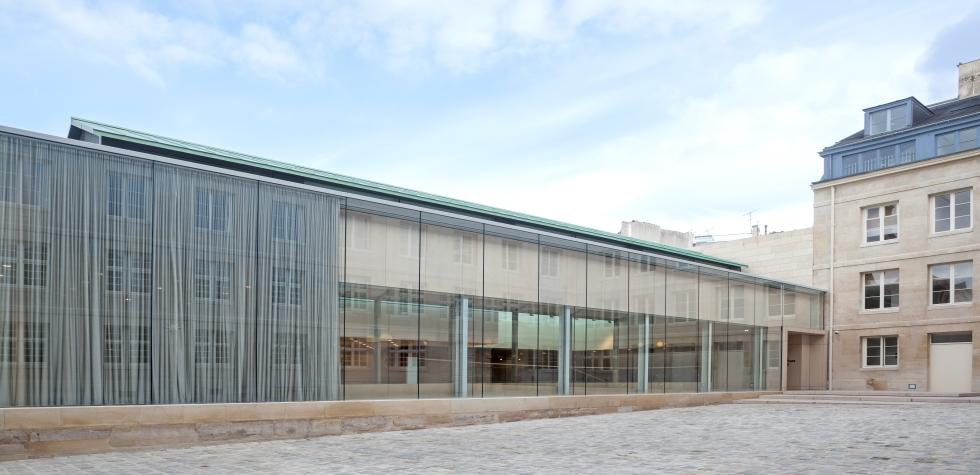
[[452, 233, 475, 265], [930, 261, 973, 305], [868, 105, 908, 135], [863, 270, 899, 310], [194, 260, 232, 301], [863, 336, 898, 368], [864, 204, 898, 243], [603, 255, 622, 278], [540, 248, 560, 277], [103, 324, 149, 366], [933, 189, 972, 233], [0, 161, 48, 207], [936, 127, 979, 156], [898, 142, 915, 163], [195, 328, 230, 365], [503, 242, 519, 271], [937, 132, 957, 156], [271, 201, 300, 241], [272, 267, 302, 305], [730, 284, 745, 321], [766, 338, 781, 369], [399, 221, 419, 257], [348, 214, 370, 250], [767, 286, 782, 317], [638, 257, 656, 273], [0, 241, 48, 287], [343, 338, 370, 367], [107, 173, 147, 220], [843, 156, 859, 175], [22, 243, 47, 287], [348, 285, 369, 310], [106, 250, 151, 293], [194, 188, 228, 231], [841, 142, 916, 177]]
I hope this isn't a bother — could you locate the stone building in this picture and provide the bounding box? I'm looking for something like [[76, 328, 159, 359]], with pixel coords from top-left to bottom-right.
[[814, 59, 980, 392]]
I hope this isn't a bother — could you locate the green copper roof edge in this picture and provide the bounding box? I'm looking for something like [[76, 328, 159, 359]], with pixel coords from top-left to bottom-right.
[[69, 117, 745, 269]]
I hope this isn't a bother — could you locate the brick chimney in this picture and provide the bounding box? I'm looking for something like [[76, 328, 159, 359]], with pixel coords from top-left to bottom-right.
[[959, 59, 980, 99]]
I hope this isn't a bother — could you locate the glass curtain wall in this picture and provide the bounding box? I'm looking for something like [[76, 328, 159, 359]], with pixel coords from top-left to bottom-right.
[[482, 226, 539, 397], [629, 254, 666, 394], [538, 236, 587, 396], [342, 201, 421, 400], [0, 131, 822, 406], [578, 246, 632, 395], [419, 213, 483, 399]]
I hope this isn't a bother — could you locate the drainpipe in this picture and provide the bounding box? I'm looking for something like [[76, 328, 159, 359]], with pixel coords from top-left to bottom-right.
[[828, 185, 836, 391]]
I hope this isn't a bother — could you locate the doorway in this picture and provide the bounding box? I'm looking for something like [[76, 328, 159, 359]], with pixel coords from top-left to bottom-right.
[[785, 331, 828, 390], [929, 332, 973, 393]]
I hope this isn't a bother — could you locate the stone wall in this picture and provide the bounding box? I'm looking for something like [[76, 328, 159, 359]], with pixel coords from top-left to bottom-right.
[[0, 392, 771, 460], [697, 228, 814, 286]]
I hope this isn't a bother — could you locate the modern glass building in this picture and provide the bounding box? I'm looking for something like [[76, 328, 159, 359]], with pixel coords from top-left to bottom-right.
[[0, 119, 823, 407]]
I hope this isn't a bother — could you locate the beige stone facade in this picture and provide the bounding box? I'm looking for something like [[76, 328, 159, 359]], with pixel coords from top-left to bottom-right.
[[813, 148, 980, 392], [697, 228, 814, 287]]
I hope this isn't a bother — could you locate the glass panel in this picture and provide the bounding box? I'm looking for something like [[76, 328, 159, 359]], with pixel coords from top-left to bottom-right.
[[865, 207, 880, 242], [954, 190, 971, 230], [882, 205, 898, 240], [953, 262, 973, 304], [889, 105, 908, 130], [419, 223, 483, 399], [960, 128, 978, 150], [584, 249, 631, 394], [937, 132, 957, 155], [898, 141, 915, 163], [864, 272, 881, 310], [935, 193, 951, 232], [931, 264, 951, 305], [343, 210, 421, 400], [665, 315, 699, 393], [539, 239, 586, 396], [882, 270, 900, 308], [482, 233, 538, 397], [869, 109, 887, 135]]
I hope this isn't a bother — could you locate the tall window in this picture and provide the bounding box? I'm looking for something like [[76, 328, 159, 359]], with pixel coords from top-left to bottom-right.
[[503, 242, 519, 271], [863, 270, 899, 310], [864, 204, 898, 243], [730, 284, 745, 321], [107, 173, 147, 220], [103, 324, 150, 366], [930, 261, 973, 305], [106, 250, 151, 293], [603, 255, 622, 278], [452, 233, 475, 265], [272, 267, 302, 306], [540, 248, 560, 277], [868, 105, 908, 135], [1, 242, 52, 288], [0, 161, 47, 206], [348, 213, 370, 250], [271, 201, 300, 241], [194, 188, 228, 231], [767, 286, 783, 318], [933, 189, 972, 233], [863, 336, 898, 368], [194, 260, 232, 301], [399, 221, 419, 257]]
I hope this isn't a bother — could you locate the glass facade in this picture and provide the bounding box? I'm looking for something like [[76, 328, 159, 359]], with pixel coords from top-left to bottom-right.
[[0, 131, 823, 407]]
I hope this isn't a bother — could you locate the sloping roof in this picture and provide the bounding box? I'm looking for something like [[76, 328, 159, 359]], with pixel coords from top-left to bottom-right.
[[825, 94, 980, 150], [69, 117, 744, 270]]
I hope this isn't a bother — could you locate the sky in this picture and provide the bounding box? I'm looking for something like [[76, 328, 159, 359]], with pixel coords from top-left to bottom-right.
[[1, 0, 978, 239]]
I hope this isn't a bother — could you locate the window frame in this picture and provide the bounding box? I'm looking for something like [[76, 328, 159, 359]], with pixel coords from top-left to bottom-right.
[[867, 105, 909, 135], [862, 335, 899, 369], [929, 261, 974, 306], [862, 203, 899, 245], [930, 188, 973, 235], [861, 269, 900, 312]]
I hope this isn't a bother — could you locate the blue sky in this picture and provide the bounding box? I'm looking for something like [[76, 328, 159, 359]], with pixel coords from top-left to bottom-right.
[[1, 0, 978, 237]]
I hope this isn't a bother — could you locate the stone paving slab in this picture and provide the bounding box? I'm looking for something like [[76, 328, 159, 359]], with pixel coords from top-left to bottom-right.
[[1, 403, 978, 474]]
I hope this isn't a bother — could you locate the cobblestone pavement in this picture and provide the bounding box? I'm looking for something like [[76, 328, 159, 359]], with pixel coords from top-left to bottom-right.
[[2, 403, 979, 474]]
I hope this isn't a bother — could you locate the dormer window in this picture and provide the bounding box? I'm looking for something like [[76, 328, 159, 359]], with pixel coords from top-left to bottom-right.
[[868, 104, 909, 135]]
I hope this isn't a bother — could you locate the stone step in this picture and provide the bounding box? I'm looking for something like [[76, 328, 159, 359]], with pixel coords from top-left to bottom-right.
[[739, 396, 980, 405], [786, 390, 980, 397], [736, 398, 924, 406]]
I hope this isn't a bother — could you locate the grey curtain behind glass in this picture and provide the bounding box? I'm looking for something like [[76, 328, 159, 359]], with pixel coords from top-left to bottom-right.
[[250, 183, 339, 402], [0, 132, 343, 407]]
